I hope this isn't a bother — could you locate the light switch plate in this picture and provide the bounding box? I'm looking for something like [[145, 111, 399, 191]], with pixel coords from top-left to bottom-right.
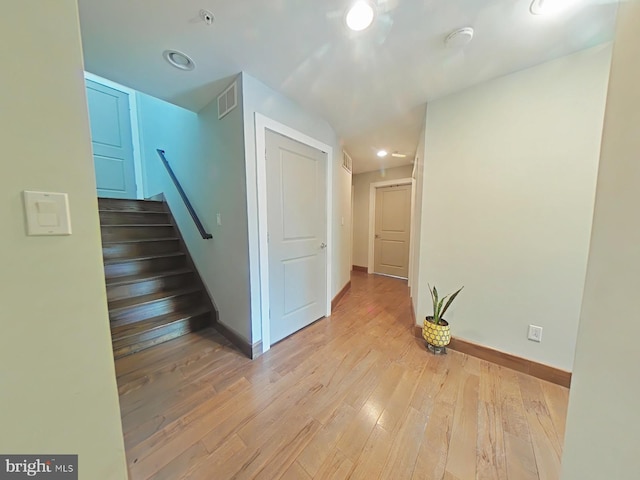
[[24, 191, 72, 236]]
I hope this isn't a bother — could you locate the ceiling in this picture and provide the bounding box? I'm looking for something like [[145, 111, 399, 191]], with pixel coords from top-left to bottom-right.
[[78, 0, 618, 174]]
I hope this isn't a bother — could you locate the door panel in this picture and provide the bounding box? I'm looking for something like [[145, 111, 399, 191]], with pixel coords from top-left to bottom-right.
[[380, 189, 407, 232], [86, 80, 136, 199], [266, 130, 327, 344], [379, 239, 405, 267], [283, 255, 320, 315], [374, 184, 411, 278], [93, 155, 128, 191], [282, 152, 318, 239]]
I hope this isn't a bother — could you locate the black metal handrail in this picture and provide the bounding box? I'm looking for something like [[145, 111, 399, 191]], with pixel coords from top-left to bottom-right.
[[156, 149, 213, 240]]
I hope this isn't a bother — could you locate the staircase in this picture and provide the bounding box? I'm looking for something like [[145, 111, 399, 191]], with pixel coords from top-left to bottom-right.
[[99, 198, 214, 359]]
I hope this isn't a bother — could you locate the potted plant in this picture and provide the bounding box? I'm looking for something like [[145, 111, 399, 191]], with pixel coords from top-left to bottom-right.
[[423, 284, 463, 353]]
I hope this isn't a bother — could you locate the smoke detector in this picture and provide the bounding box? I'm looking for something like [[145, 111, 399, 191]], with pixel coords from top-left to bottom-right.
[[199, 9, 214, 25], [445, 27, 474, 48]]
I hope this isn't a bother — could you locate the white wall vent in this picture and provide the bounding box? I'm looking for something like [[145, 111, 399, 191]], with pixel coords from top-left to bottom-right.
[[342, 150, 353, 173], [217, 81, 237, 119]]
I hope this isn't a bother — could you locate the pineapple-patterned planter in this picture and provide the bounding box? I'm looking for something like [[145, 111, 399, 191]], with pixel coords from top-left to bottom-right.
[[422, 316, 451, 348]]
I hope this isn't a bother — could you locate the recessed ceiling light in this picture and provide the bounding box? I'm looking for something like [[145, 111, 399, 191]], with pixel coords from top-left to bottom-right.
[[377, 150, 388, 158], [530, 0, 578, 15], [391, 152, 407, 158], [445, 27, 474, 48], [346, 1, 375, 32], [163, 50, 196, 71]]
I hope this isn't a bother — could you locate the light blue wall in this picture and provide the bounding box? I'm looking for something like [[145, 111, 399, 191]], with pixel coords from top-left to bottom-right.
[[137, 92, 201, 197], [137, 78, 253, 343]]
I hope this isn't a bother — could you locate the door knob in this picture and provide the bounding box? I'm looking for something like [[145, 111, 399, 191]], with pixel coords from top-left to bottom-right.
[[320, 242, 327, 249], [375, 234, 380, 239]]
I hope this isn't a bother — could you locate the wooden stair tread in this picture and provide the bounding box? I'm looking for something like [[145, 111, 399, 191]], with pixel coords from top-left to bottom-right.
[[103, 252, 185, 266], [105, 268, 193, 287], [101, 237, 180, 245], [97, 199, 164, 207], [98, 209, 167, 214], [103, 223, 174, 228], [98, 199, 167, 214], [98, 198, 162, 201], [109, 286, 201, 312], [111, 306, 211, 341]]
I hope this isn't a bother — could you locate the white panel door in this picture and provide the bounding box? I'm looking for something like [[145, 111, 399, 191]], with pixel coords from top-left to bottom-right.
[[266, 130, 327, 344], [85, 80, 136, 199], [373, 184, 411, 278]]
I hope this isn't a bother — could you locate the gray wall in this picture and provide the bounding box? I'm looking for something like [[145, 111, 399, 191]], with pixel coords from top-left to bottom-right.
[[139, 76, 253, 343], [417, 45, 611, 370], [410, 127, 426, 306], [139, 72, 354, 347], [561, 2, 640, 477], [241, 72, 351, 343]]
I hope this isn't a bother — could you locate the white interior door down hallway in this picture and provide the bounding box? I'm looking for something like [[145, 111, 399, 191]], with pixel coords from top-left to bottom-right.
[[265, 129, 328, 344], [368, 180, 413, 279]]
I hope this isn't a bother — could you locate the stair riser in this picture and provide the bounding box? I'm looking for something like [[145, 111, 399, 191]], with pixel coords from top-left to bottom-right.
[[98, 198, 166, 213], [101, 226, 175, 242], [110, 291, 203, 326], [113, 313, 211, 351], [107, 272, 195, 303], [102, 239, 180, 261], [105, 255, 186, 279], [112, 314, 211, 359], [99, 211, 171, 225]]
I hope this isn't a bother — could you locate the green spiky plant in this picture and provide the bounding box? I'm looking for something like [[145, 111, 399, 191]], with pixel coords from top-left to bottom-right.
[[428, 284, 464, 325]]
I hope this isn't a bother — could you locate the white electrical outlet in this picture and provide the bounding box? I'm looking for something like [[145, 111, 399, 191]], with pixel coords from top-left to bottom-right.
[[528, 325, 543, 343]]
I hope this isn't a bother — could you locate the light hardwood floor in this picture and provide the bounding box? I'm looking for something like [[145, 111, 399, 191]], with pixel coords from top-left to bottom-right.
[[116, 272, 569, 480]]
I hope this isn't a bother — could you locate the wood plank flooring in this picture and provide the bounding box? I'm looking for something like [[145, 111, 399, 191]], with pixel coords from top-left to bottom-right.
[[116, 272, 569, 480]]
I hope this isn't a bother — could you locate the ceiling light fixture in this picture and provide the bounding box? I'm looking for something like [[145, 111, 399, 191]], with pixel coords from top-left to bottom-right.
[[530, 0, 578, 15], [391, 152, 407, 158], [346, 1, 375, 32], [445, 27, 474, 48], [163, 50, 196, 71], [377, 150, 388, 158]]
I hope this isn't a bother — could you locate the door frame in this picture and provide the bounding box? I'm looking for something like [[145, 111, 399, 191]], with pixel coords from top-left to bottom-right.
[[367, 177, 415, 277], [254, 113, 333, 352], [84, 71, 144, 199]]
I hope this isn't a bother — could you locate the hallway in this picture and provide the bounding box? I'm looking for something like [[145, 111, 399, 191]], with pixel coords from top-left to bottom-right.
[[117, 272, 568, 479]]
